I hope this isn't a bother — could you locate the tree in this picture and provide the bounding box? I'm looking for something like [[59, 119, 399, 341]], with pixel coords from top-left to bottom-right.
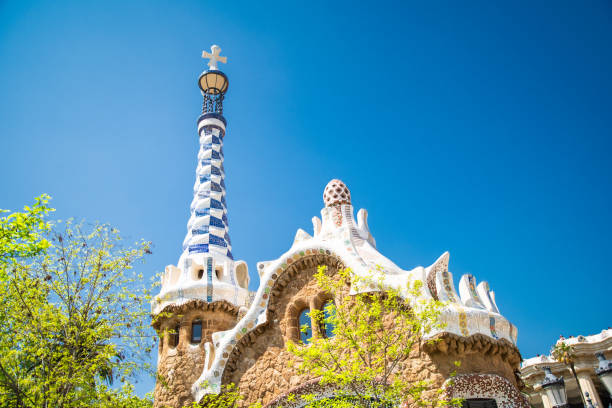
[[551, 341, 586, 407], [0, 196, 156, 408], [287, 265, 463, 408], [0, 194, 53, 265]]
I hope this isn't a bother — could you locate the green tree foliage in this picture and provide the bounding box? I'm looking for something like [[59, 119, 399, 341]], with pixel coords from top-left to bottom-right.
[[287, 266, 463, 408], [0, 194, 53, 265], [0, 196, 155, 408]]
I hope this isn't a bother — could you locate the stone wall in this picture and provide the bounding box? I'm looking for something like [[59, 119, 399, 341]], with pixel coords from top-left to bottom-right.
[[152, 259, 523, 407], [219, 262, 523, 407], [153, 301, 238, 408], [235, 335, 521, 407], [223, 262, 336, 406]]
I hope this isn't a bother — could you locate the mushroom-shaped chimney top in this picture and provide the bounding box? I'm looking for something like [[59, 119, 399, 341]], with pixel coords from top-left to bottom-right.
[[323, 179, 351, 207]]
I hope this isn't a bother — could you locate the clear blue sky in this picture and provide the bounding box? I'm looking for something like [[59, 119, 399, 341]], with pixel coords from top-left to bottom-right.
[[1, 0, 611, 394]]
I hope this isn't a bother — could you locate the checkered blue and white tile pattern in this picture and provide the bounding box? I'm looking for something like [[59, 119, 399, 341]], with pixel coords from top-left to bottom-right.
[[183, 118, 233, 260]]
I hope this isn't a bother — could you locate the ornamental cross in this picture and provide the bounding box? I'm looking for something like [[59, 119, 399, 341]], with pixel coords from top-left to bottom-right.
[[202, 45, 227, 70]]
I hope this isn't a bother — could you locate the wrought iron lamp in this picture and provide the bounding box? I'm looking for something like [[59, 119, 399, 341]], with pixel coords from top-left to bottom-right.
[[542, 367, 569, 408], [198, 69, 228, 96], [198, 45, 229, 115]]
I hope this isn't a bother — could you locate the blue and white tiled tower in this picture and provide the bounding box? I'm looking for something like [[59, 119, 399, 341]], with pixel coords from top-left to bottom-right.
[[152, 45, 250, 315]]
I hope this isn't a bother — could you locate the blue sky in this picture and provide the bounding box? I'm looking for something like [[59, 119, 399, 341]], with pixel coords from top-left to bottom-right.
[[1, 0, 611, 394]]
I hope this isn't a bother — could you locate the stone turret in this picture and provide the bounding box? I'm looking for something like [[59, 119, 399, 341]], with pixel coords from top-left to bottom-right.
[[152, 45, 250, 408]]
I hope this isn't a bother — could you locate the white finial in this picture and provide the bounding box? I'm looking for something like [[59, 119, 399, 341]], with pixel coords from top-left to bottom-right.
[[201, 44, 227, 70]]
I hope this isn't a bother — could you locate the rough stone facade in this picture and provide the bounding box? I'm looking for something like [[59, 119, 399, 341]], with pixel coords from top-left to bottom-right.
[[214, 260, 525, 407], [153, 301, 238, 408], [224, 259, 339, 406]]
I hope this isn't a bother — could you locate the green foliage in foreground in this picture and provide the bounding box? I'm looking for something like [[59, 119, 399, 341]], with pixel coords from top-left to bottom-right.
[[287, 265, 464, 408], [0, 195, 155, 408]]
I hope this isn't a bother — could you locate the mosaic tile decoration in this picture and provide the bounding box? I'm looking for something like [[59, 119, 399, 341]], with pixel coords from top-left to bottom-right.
[[442, 271, 457, 302], [446, 374, 529, 408], [189, 243, 209, 254], [489, 315, 499, 339], [206, 257, 213, 302], [508, 323, 518, 344], [455, 305, 470, 336], [468, 275, 479, 298]]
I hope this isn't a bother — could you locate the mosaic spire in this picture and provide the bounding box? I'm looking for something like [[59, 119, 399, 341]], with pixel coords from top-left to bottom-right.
[[182, 45, 232, 259], [152, 46, 249, 315]]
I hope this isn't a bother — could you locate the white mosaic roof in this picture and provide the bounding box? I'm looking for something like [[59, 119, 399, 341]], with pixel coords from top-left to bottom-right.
[[191, 180, 518, 401]]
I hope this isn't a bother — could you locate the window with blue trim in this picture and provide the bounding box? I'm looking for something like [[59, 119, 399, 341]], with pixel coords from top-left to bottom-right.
[[298, 308, 312, 344], [191, 320, 202, 344]]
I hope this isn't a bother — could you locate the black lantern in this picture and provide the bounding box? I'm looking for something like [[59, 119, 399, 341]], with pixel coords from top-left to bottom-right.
[[198, 70, 228, 115], [198, 70, 229, 95], [541, 367, 569, 408]]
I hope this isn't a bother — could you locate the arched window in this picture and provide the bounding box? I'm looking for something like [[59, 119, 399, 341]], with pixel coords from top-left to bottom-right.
[[169, 323, 180, 348], [298, 308, 312, 344], [321, 300, 335, 338], [191, 319, 202, 344]]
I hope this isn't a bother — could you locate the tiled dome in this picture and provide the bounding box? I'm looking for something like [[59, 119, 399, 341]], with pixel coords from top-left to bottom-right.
[[323, 179, 351, 207]]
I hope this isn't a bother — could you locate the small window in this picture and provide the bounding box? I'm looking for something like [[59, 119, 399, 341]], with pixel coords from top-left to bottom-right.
[[197, 269, 204, 279], [191, 320, 202, 344], [299, 308, 312, 344], [215, 266, 222, 280], [169, 324, 180, 348], [321, 300, 335, 338]]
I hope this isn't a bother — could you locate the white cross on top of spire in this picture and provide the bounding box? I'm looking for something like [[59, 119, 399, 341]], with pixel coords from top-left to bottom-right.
[[202, 45, 227, 70]]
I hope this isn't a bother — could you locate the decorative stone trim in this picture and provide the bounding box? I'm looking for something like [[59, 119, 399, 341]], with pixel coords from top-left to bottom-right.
[[445, 373, 529, 408], [426, 252, 449, 301], [424, 333, 522, 367], [151, 299, 239, 330]]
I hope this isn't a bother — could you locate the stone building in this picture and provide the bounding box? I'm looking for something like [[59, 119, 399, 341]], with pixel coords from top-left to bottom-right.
[[151, 46, 529, 408], [521, 329, 612, 408]]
